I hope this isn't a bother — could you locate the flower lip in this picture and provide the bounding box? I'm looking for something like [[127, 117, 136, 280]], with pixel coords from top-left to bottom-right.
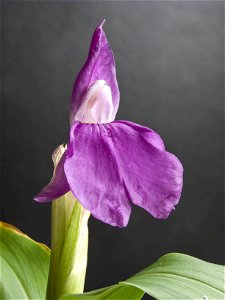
[[74, 80, 114, 124]]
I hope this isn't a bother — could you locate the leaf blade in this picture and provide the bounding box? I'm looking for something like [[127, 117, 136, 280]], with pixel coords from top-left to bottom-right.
[[60, 285, 144, 300], [60, 253, 225, 300], [123, 253, 225, 299], [0, 221, 50, 300]]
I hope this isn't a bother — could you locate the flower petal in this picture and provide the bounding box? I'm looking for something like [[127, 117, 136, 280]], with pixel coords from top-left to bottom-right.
[[70, 20, 120, 124], [64, 122, 131, 227], [34, 150, 70, 203], [65, 121, 183, 224], [110, 120, 183, 219]]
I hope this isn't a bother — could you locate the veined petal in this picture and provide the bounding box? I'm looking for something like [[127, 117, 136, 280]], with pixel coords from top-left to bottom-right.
[[110, 121, 183, 219], [64, 122, 131, 227], [70, 20, 120, 124], [64, 121, 183, 225], [34, 147, 70, 203]]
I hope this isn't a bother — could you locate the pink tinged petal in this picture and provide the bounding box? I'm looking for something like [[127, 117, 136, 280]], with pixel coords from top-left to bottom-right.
[[75, 80, 114, 124], [64, 122, 131, 227], [34, 151, 70, 203], [70, 20, 120, 124], [110, 121, 183, 219]]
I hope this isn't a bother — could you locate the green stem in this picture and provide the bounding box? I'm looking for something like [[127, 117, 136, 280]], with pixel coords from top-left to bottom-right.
[[47, 194, 90, 299], [46, 145, 90, 299]]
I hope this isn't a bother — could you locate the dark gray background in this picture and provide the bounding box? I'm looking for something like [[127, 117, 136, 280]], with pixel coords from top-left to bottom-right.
[[1, 0, 224, 296]]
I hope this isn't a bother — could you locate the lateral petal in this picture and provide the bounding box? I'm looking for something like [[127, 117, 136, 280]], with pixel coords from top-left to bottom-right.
[[34, 147, 70, 203]]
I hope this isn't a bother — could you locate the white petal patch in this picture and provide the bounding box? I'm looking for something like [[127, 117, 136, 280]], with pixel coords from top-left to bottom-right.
[[75, 80, 114, 124]]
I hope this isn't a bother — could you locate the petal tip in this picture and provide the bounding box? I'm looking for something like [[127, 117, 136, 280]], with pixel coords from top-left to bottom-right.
[[33, 194, 48, 203], [98, 19, 106, 29], [34, 189, 57, 203]]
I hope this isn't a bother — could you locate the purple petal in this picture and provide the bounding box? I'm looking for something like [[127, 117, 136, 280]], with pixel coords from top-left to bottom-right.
[[64, 121, 183, 225], [64, 122, 131, 227], [110, 121, 183, 219], [34, 151, 70, 202], [70, 20, 120, 124]]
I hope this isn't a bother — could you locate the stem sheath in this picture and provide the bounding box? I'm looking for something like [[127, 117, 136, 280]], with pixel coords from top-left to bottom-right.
[[46, 145, 90, 299]]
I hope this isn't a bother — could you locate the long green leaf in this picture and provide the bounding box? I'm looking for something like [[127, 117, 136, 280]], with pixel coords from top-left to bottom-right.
[[60, 285, 144, 300], [124, 253, 225, 299], [0, 221, 50, 299], [60, 253, 225, 300]]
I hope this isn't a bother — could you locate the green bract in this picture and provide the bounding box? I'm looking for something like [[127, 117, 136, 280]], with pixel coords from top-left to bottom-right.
[[0, 221, 50, 299]]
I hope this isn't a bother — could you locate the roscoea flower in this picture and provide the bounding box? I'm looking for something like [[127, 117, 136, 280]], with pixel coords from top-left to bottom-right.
[[35, 21, 183, 227]]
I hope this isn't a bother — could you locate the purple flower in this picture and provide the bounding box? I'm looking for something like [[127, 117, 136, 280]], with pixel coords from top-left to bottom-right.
[[35, 21, 183, 227]]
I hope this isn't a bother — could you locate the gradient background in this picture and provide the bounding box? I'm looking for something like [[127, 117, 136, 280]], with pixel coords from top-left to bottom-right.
[[1, 1, 224, 297]]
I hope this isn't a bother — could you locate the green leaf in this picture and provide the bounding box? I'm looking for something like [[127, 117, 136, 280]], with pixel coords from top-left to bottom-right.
[[124, 253, 225, 299], [60, 253, 225, 300], [60, 285, 144, 300], [0, 221, 50, 299]]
